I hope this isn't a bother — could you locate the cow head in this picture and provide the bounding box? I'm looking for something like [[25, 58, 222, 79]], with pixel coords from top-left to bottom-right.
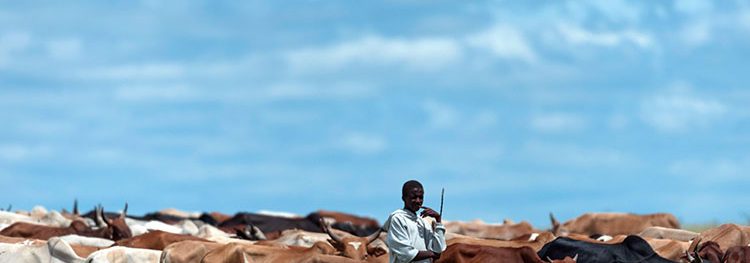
[[321, 219, 384, 260], [684, 237, 723, 263], [547, 254, 577, 263], [96, 204, 133, 241]]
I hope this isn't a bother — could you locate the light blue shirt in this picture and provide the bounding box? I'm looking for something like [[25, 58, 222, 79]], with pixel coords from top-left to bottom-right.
[[383, 209, 446, 263]]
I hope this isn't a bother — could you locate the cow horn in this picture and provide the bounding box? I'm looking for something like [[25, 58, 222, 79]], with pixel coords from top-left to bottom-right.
[[573, 254, 578, 262], [73, 199, 78, 215], [252, 225, 267, 240], [547, 256, 554, 262], [97, 205, 111, 227], [687, 237, 702, 255], [321, 219, 344, 244], [121, 203, 128, 218], [94, 205, 105, 227], [685, 251, 695, 262], [365, 228, 383, 245], [549, 212, 560, 232]]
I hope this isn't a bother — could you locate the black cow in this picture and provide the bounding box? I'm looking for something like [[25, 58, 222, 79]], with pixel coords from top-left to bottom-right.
[[219, 212, 321, 234], [538, 235, 674, 263]]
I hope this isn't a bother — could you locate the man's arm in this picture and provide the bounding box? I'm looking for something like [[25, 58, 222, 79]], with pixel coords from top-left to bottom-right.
[[413, 250, 440, 261], [421, 206, 447, 253]]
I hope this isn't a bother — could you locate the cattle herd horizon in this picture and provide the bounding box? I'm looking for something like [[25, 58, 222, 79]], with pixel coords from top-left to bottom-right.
[[1, 202, 749, 262]]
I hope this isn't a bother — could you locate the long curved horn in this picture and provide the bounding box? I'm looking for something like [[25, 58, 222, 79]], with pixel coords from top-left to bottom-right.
[[549, 212, 560, 233], [686, 237, 702, 263], [94, 205, 105, 227], [688, 237, 702, 255], [120, 203, 128, 218], [686, 251, 695, 262], [320, 219, 344, 244], [97, 205, 111, 227], [365, 228, 383, 245], [73, 199, 78, 215]]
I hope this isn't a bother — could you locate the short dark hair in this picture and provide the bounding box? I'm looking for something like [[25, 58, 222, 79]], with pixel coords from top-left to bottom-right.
[[402, 180, 423, 197]]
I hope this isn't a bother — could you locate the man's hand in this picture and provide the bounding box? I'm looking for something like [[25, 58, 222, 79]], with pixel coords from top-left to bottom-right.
[[420, 206, 441, 222], [414, 250, 441, 261]]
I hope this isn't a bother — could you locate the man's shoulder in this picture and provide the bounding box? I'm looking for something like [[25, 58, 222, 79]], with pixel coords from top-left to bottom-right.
[[388, 209, 412, 220], [384, 209, 411, 228]]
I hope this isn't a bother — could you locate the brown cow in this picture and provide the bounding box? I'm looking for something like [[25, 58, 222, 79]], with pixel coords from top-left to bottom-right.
[[0, 205, 132, 241], [550, 212, 680, 236], [436, 243, 577, 263], [161, 240, 225, 263], [723, 245, 750, 263], [444, 219, 536, 240], [322, 219, 386, 261], [698, 224, 750, 251], [200, 242, 362, 263], [447, 232, 557, 252], [684, 238, 723, 263], [638, 226, 699, 242], [114, 230, 210, 250]]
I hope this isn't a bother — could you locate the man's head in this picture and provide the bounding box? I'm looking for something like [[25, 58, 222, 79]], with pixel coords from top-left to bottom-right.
[[401, 180, 424, 213]]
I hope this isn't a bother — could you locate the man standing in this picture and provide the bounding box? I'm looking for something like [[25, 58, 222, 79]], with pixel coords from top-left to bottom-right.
[[384, 180, 447, 263]]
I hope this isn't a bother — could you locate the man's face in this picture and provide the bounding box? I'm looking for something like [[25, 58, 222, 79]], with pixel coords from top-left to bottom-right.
[[402, 187, 424, 213]]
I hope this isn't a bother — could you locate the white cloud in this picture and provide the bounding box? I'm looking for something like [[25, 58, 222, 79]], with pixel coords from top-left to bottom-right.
[[679, 21, 711, 47], [77, 63, 185, 80], [46, 38, 82, 60], [530, 112, 587, 133], [466, 24, 537, 63], [584, 0, 643, 24], [114, 84, 199, 102], [422, 100, 459, 129], [522, 141, 631, 168], [0, 32, 31, 67], [740, 10, 750, 31], [556, 24, 653, 49], [640, 84, 728, 132], [285, 35, 462, 72], [0, 144, 51, 162], [266, 82, 375, 100], [608, 114, 630, 131], [339, 133, 387, 155], [674, 0, 713, 16], [669, 158, 749, 181]]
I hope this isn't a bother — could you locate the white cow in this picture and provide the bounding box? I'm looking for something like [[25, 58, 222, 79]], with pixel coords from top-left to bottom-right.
[[0, 237, 86, 263], [58, 234, 114, 247], [85, 246, 161, 263], [125, 218, 184, 236]]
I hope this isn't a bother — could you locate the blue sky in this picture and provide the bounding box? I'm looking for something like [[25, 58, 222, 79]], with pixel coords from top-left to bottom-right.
[[1, 0, 750, 228]]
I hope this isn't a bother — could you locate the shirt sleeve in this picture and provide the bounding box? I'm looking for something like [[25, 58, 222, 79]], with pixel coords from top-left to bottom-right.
[[386, 215, 418, 263], [428, 221, 447, 253]]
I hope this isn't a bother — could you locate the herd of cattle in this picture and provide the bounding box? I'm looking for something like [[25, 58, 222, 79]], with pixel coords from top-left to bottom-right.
[[1, 202, 749, 262]]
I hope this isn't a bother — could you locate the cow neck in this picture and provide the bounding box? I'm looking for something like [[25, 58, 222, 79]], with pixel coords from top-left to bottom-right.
[[77, 226, 111, 240]]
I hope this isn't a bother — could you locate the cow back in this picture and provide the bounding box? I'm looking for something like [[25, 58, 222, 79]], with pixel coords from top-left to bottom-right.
[[538, 235, 674, 263], [437, 243, 545, 263]]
